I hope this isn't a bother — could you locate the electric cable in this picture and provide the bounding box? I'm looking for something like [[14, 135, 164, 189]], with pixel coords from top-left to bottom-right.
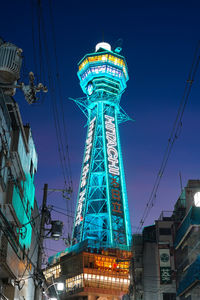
[[33, 0, 75, 243], [47, 0, 75, 238], [137, 41, 200, 233], [18, 239, 39, 282], [48, 0, 73, 190], [31, 0, 38, 77], [50, 207, 74, 218], [38, 3, 72, 193], [50, 207, 128, 242]]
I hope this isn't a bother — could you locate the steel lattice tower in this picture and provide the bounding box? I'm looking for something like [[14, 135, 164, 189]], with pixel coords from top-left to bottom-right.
[[71, 42, 132, 250]]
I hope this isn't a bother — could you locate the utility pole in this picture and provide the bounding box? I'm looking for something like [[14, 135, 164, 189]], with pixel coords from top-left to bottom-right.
[[34, 183, 48, 300], [34, 184, 70, 299]]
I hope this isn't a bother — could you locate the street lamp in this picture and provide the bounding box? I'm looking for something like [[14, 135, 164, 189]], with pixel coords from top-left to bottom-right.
[[43, 282, 64, 299], [56, 282, 64, 291]]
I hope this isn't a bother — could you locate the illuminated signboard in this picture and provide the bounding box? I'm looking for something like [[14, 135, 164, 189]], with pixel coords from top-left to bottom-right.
[[105, 114, 126, 243], [159, 248, 172, 284], [105, 115, 119, 176], [75, 117, 96, 226]]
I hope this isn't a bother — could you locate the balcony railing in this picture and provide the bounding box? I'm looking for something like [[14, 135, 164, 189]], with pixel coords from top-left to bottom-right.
[[174, 207, 200, 249], [177, 255, 200, 296]]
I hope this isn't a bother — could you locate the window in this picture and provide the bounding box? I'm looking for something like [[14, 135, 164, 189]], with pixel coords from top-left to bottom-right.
[[163, 293, 176, 300], [44, 264, 61, 279], [159, 227, 171, 235], [0, 151, 8, 190], [180, 296, 191, 300], [66, 274, 83, 291]]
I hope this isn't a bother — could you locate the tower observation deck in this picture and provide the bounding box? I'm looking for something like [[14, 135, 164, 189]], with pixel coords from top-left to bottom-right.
[[72, 42, 132, 250]]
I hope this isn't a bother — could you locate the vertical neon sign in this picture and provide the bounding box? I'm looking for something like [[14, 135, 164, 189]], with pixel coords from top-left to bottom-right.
[[75, 117, 96, 228], [105, 114, 126, 244]]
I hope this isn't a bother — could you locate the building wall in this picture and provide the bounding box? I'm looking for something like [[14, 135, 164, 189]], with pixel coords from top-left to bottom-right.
[[143, 241, 159, 300], [133, 180, 200, 300], [0, 93, 39, 300], [174, 180, 200, 300], [44, 248, 131, 300], [133, 217, 176, 300]]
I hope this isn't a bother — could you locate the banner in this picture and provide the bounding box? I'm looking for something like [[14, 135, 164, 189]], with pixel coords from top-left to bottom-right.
[[159, 248, 172, 284]]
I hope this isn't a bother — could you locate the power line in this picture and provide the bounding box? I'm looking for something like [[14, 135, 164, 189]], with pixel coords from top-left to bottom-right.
[[51, 207, 74, 218], [48, 0, 73, 188], [47, 0, 75, 234], [31, 0, 73, 193], [137, 41, 200, 233], [51, 206, 132, 243], [30, 1, 75, 241]]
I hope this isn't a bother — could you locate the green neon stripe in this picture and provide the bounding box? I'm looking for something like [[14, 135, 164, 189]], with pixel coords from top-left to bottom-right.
[[115, 113, 132, 246], [102, 102, 113, 244]]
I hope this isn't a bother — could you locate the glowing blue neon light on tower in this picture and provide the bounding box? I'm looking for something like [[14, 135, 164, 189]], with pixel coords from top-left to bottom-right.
[[72, 42, 132, 248]]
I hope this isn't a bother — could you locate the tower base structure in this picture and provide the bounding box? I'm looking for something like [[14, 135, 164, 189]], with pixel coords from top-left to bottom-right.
[[44, 241, 132, 300]]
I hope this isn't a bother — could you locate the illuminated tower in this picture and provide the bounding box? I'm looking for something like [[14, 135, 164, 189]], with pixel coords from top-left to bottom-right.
[[72, 42, 132, 250], [45, 43, 133, 299]]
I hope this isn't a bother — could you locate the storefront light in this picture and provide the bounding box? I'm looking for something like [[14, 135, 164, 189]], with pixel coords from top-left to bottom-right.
[[57, 282, 64, 291], [194, 192, 200, 207]]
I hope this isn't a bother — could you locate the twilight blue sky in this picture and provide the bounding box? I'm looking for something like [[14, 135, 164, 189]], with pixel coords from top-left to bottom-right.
[[1, 0, 200, 256]]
